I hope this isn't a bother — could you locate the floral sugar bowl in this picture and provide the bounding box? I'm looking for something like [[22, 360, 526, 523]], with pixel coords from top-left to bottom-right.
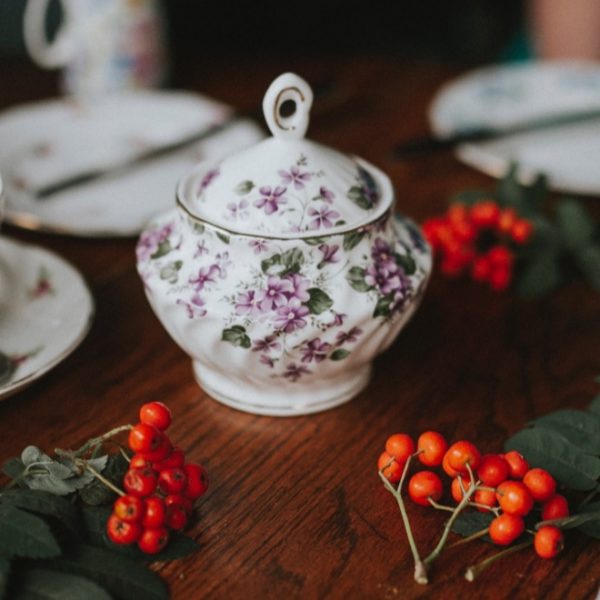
[[137, 73, 432, 416]]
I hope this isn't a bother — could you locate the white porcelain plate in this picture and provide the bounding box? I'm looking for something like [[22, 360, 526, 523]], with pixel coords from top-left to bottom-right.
[[0, 90, 264, 237], [0, 236, 94, 399], [429, 61, 600, 195]]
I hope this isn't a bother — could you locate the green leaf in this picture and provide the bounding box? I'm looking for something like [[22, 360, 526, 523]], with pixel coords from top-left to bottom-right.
[[159, 261, 182, 284], [589, 394, 600, 415], [0, 504, 61, 558], [150, 240, 172, 259], [578, 502, 600, 539], [47, 544, 168, 600], [526, 173, 549, 213], [216, 232, 230, 245], [235, 180, 254, 195], [0, 555, 11, 599], [12, 569, 112, 600], [221, 326, 251, 349], [281, 248, 305, 274], [395, 252, 416, 275], [504, 428, 600, 490], [451, 511, 494, 540], [0, 489, 82, 540], [496, 163, 529, 213], [574, 244, 600, 292], [303, 237, 327, 246], [343, 231, 365, 251], [373, 295, 393, 318], [346, 266, 370, 292], [82, 507, 200, 561], [330, 349, 350, 361], [516, 256, 563, 298], [533, 409, 600, 454], [2, 457, 25, 481], [555, 199, 595, 251], [347, 186, 373, 210], [79, 453, 129, 506], [305, 288, 333, 315], [261, 253, 282, 274]]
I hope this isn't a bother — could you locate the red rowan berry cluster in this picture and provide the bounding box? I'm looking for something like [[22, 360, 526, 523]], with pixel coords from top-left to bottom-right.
[[423, 200, 534, 291], [378, 431, 567, 583], [106, 402, 209, 554]]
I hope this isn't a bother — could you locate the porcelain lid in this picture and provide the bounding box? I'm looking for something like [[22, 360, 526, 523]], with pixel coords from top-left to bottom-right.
[[177, 73, 393, 238]]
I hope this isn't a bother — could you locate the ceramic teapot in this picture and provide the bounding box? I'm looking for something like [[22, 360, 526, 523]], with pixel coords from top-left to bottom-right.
[[136, 73, 432, 416]]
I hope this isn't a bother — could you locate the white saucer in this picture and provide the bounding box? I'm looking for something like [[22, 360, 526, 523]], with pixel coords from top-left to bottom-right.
[[0, 236, 94, 399], [429, 61, 600, 195], [0, 90, 264, 237]]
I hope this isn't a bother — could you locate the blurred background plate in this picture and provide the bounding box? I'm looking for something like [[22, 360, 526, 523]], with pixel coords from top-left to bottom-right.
[[429, 61, 600, 194], [0, 236, 94, 399], [0, 91, 264, 237]]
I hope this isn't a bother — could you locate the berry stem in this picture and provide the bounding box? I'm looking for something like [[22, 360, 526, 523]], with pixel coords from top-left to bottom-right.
[[73, 424, 133, 457], [81, 459, 125, 497], [427, 499, 454, 513], [447, 527, 489, 549], [423, 474, 478, 566], [464, 540, 532, 582], [379, 454, 428, 585]]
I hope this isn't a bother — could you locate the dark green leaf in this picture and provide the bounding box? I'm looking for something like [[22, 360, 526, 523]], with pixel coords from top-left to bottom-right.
[[347, 186, 372, 210], [222, 326, 251, 349], [343, 231, 365, 251], [531, 409, 600, 454], [516, 256, 563, 298], [2, 457, 25, 481], [47, 544, 168, 600], [235, 180, 254, 195], [555, 199, 595, 251], [281, 248, 305, 274], [330, 349, 350, 361], [150, 240, 172, 259], [0, 352, 16, 386], [590, 394, 600, 415], [346, 266, 370, 292], [536, 509, 600, 531], [575, 244, 600, 292], [504, 428, 600, 490], [0, 504, 61, 558], [578, 502, 600, 539], [0, 555, 10, 599], [0, 489, 82, 540], [305, 288, 333, 315], [496, 163, 528, 214], [261, 253, 282, 274], [303, 237, 327, 246], [395, 252, 416, 275], [216, 232, 230, 245], [82, 507, 200, 561], [526, 173, 549, 213], [373, 295, 393, 318], [451, 511, 493, 540], [12, 568, 112, 600], [79, 453, 129, 506]]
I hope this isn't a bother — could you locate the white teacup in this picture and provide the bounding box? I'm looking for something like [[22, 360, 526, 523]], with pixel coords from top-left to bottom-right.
[[23, 0, 168, 101]]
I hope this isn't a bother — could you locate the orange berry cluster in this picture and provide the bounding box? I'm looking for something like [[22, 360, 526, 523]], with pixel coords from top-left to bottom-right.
[[106, 402, 209, 554], [423, 200, 534, 291], [378, 432, 567, 559]]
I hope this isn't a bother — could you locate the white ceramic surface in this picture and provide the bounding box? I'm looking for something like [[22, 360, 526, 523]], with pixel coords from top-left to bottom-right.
[[0, 236, 94, 399], [24, 0, 167, 99], [429, 61, 600, 195], [0, 91, 264, 237], [137, 73, 432, 416]]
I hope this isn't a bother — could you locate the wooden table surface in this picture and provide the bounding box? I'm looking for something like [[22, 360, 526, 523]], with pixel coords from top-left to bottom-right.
[[1, 55, 599, 600]]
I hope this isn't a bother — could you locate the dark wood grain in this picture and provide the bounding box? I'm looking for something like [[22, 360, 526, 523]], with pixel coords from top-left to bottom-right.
[[1, 56, 599, 600]]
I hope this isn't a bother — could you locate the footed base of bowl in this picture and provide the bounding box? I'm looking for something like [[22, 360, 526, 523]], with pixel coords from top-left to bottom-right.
[[192, 362, 372, 417]]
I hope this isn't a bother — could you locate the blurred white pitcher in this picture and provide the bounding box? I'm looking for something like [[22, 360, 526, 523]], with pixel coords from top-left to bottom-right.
[[23, 0, 167, 100]]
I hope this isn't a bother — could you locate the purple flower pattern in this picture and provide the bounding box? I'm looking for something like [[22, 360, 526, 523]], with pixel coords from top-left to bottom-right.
[[254, 186, 287, 215], [301, 338, 332, 363], [307, 205, 340, 230], [279, 165, 311, 189]]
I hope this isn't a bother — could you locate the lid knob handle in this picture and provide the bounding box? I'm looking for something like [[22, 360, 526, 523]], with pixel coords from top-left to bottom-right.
[[262, 73, 313, 140]]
